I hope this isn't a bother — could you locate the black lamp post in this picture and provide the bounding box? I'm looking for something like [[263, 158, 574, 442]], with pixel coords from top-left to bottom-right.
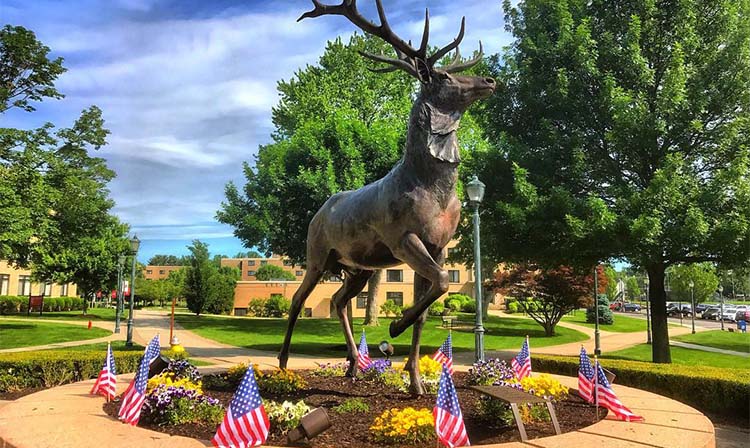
[[689, 280, 696, 334], [593, 266, 601, 356], [126, 235, 140, 347], [719, 285, 724, 331], [465, 175, 486, 363], [645, 277, 651, 344], [114, 254, 126, 334]]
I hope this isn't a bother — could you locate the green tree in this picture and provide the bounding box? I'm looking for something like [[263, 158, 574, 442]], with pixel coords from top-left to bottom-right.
[[183, 240, 214, 315], [147, 255, 188, 266], [603, 266, 619, 301], [254, 264, 295, 281], [625, 277, 642, 301], [668, 263, 719, 304], [205, 266, 239, 314], [718, 267, 750, 300], [471, 0, 750, 363], [234, 250, 261, 258]]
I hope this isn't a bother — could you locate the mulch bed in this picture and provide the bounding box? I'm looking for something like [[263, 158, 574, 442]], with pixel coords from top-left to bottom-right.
[[0, 387, 45, 401], [103, 371, 605, 447]]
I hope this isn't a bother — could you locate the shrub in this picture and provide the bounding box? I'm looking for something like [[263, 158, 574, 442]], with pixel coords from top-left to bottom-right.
[[70, 297, 84, 310], [506, 301, 519, 313], [0, 296, 25, 314], [586, 294, 614, 325], [444, 297, 462, 312], [380, 299, 402, 317], [248, 298, 267, 317], [428, 300, 445, 316], [0, 349, 142, 392], [265, 400, 310, 434], [533, 355, 750, 419], [333, 397, 369, 414], [476, 395, 514, 425], [370, 407, 434, 445], [264, 295, 290, 317], [259, 369, 307, 394], [461, 300, 477, 313], [161, 347, 190, 361]]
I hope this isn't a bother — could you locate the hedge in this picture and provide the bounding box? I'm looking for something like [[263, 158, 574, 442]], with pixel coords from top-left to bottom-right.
[[533, 355, 750, 418], [0, 295, 84, 314], [0, 349, 143, 393]]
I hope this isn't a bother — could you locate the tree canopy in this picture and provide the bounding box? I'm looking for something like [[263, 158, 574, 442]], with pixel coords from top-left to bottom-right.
[[667, 263, 719, 304], [254, 264, 295, 281], [183, 240, 238, 315], [147, 255, 189, 266], [466, 0, 750, 363]]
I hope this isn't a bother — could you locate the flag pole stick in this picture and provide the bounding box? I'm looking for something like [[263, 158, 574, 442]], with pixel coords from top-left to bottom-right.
[[594, 357, 599, 420]]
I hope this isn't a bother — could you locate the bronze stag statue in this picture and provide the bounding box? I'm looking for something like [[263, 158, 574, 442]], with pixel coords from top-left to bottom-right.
[[279, 0, 496, 394]]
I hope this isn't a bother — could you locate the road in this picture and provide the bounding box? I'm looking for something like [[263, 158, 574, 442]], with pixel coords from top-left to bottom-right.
[[613, 310, 741, 331]]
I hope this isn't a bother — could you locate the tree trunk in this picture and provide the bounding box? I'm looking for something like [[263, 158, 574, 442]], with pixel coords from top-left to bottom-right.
[[543, 321, 555, 336], [647, 264, 672, 363], [364, 269, 382, 326]]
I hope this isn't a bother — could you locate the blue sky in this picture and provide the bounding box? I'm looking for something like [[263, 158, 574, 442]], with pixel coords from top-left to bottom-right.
[[2, 0, 514, 263]]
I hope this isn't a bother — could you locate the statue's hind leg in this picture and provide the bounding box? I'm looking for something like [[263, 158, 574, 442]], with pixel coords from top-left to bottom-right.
[[279, 266, 324, 369], [332, 270, 373, 377]]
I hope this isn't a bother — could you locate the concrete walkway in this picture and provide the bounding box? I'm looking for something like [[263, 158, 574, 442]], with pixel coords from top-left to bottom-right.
[[670, 341, 749, 358]]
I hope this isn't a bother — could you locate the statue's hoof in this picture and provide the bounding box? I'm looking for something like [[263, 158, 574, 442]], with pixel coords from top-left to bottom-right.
[[389, 320, 404, 338]]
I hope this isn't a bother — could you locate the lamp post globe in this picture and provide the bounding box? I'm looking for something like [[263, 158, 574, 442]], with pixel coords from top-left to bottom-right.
[[689, 280, 696, 334], [466, 175, 486, 363], [126, 235, 140, 347]]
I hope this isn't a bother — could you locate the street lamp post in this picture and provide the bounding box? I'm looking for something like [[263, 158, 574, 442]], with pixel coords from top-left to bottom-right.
[[645, 277, 651, 344], [114, 254, 126, 334], [593, 266, 601, 356], [719, 285, 724, 331], [126, 235, 140, 347], [466, 175, 486, 363], [689, 280, 696, 335]]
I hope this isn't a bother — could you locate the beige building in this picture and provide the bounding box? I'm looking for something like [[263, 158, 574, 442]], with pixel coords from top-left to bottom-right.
[[143, 265, 183, 280], [224, 241, 478, 318], [0, 260, 78, 298]]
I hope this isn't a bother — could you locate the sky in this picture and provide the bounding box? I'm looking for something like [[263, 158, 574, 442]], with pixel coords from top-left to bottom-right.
[[2, 0, 514, 263]]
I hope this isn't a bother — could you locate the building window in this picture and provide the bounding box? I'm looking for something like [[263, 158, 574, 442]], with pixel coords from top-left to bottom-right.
[[0, 275, 9, 295], [44, 283, 52, 296], [449, 270, 460, 283], [356, 292, 368, 309], [260, 260, 268, 265], [296, 271, 304, 277], [146, 270, 153, 274], [247, 260, 256, 266], [304, 307, 313, 317], [283, 260, 292, 266], [18, 275, 31, 296], [59, 283, 68, 297], [234, 308, 248, 317], [247, 270, 256, 276], [159, 270, 165, 275], [386, 270, 403, 282], [386, 292, 403, 306]]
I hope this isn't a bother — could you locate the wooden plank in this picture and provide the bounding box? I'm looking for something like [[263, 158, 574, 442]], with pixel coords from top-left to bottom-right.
[[510, 403, 528, 442], [469, 385, 547, 404]]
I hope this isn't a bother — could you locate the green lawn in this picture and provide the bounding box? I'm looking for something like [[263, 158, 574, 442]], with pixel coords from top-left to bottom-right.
[[601, 344, 749, 369], [0, 320, 110, 349], [175, 314, 588, 357], [562, 311, 650, 333], [0, 307, 118, 321], [673, 330, 750, 353]]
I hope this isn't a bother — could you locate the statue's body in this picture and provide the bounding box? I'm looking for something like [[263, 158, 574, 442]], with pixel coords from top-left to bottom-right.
[[279, 0, 495, 395]]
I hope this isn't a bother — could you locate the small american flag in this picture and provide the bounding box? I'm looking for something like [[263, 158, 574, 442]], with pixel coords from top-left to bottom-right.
[[357, 330, 372, 370], [432, 333, 454, 375], [594, 360, 644, 422], [90, 342, 117, 400], [434, 364, 469, 447], [212, 364, 270, 447], [577, 347, 594, 403], [118, 335, 161, 425], [511, 337, 531, 380]]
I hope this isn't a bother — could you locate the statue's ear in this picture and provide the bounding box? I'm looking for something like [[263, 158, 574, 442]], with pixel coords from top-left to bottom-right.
[[416, 59, 431, 84]]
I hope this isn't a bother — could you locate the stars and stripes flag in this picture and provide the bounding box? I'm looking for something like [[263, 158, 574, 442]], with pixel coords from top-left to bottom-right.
[[434, 364, 469, 447], [211, 363, 270, 447], [90, 342, 117, 400], [577, 347, 594, 403], [512, 336, 532, 380], [594, 360, 644, 422], [357, 330, 372, 370], [118, 335, 161, 425], [432, 333, 454, 375]]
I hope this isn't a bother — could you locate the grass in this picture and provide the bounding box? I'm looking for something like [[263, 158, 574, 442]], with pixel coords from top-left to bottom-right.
[[0, 320, 110, 349], [561, 311, 650, 332], [601, 344, 749, 370], [0, 307, 118, 321], [175, 314, 588, 357], [38, 340, 142, 351], [673, 330, 750, 353]]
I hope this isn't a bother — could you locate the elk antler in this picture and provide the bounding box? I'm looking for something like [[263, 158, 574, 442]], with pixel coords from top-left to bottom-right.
[[299, 0, 482, 79], [438, 41, 484, 73]]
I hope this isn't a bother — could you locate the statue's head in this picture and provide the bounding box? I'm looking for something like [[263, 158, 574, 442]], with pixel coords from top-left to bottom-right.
[[298, 0, 496, 113]]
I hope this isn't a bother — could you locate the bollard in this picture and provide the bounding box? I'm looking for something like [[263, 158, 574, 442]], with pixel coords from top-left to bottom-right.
[[88, 320, 92, 329]]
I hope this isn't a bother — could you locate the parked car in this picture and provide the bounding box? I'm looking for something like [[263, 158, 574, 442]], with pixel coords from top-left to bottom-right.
[[734, 305, 748, 322], [702, 306, 721, 320], [694, 303, 710, 315], [610, 302, 623, 311], [667, 303, 692, 317], [623, 303, 641, 312], [721, 307, 738, 321]]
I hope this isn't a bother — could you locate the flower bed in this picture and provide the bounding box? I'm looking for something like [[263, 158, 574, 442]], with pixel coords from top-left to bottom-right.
[[103, 359, 604, 447]]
